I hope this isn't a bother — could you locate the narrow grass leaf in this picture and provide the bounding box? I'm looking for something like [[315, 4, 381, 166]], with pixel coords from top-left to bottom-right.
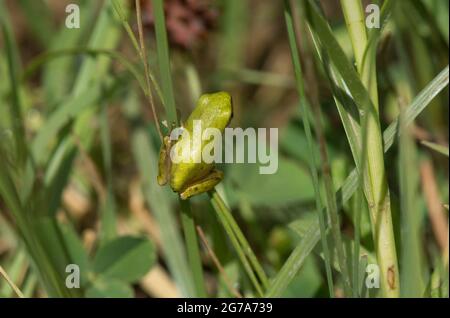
[[421, 141, 449, 157], [284, 0, 335, 296]]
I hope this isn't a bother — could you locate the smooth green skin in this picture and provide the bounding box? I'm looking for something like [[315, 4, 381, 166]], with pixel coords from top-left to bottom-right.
[[157, 91, 232, 199]]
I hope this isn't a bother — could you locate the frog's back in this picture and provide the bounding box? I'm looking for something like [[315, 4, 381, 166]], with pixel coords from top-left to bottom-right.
[[184, 91, 232, 133], [169, 91, 232, 192]]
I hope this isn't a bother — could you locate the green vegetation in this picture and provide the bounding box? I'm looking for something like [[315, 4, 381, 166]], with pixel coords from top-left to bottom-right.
[[0, 0, 448, 298]]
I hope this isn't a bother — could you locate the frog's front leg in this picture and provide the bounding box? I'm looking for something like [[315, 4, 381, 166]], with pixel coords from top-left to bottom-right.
[[157, 136, 172, 186], [179, 169, 224, 200]]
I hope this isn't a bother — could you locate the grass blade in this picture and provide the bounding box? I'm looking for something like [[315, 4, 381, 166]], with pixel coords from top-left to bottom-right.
[[398, 107, 425, 297], [209, 190, 265, 296], [0, 3, 27, 166], [151, 0, 178, 125], [0, 264, 25, 298], [146, 0, 206, 296], [421, 141, 449, 157], [284, 0, 336, 297], [266, 217, 320, 297], [180, 200, 207, 297]]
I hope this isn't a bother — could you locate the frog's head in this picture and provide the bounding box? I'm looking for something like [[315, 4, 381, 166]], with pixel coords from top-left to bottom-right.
[[185, 91, 233, 131]]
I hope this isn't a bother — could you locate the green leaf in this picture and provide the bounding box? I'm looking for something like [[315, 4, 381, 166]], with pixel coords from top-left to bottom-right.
[[229, 158, 314, 206], [85, 276, 134, 298], [93, 236, 156, 283], [281, 257, 322, 298]]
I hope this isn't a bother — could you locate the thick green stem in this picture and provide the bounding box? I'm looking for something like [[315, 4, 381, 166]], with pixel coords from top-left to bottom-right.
[[341, 0, 400, 297]]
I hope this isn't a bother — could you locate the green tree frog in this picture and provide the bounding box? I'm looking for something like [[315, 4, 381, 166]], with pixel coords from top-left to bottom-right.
[[157, 91, 232, 200]]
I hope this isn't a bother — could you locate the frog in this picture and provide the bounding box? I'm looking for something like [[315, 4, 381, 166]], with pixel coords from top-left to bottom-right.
[[157, 91, 233, 200]]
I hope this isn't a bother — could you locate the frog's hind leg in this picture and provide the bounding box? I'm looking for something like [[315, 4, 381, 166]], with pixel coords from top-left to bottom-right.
[[179, 169, 224, 200]]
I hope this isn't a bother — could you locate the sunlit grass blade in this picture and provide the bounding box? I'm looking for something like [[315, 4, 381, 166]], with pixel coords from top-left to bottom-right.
[[383, 66, 449, 149], [266, 217, 320, 297], [0, 248, 26, 298], [0, 264, 25, 298], [421, 141, 449, 157]]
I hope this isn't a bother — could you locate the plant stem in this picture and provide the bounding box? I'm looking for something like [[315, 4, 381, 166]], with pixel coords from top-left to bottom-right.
[[341, 0, 400, 297], [135, 0, 163, 142], [209, 189, 268, 295], [196, 226, 243, 298], [180, 200, 207, 297]]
